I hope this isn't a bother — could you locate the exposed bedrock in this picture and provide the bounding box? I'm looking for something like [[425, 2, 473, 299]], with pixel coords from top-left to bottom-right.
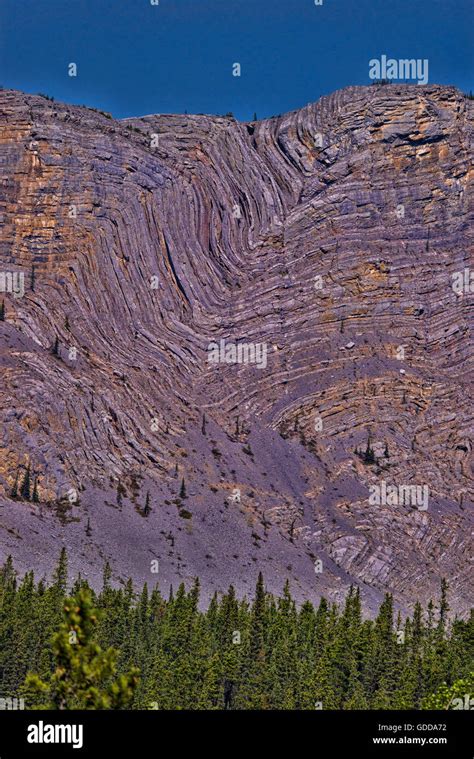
[[0, 84, 472, 614]]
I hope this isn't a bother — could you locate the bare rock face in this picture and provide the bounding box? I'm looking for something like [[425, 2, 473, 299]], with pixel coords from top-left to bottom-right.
[[0, 84, 472, 614]]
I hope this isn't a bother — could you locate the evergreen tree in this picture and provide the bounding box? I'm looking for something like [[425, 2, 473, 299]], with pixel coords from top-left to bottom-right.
[[143, 491, 151, 517], [343, 658, 369, 709], [0, 554, 465, 712], [32, 477, 39, 503], [10, 470, 19, 498], [23, 588, 139, 709], [52, 548, 69, 596], [423, 673, 474, 710], [20, 464, 31, 501], [363, 435, 375, 464], [235, 573, 269, 709], [437, 579, 450, 639]]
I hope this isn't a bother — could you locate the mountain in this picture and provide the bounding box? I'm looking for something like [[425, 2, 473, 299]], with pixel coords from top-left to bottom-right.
[[0, 84, 472, 614]]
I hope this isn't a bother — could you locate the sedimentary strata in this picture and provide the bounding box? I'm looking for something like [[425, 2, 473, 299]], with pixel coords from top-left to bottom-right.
[[0, 84, 472, 614]]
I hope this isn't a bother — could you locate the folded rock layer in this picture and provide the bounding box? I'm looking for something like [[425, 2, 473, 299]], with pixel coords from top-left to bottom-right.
[[0, 84, 472, 614]]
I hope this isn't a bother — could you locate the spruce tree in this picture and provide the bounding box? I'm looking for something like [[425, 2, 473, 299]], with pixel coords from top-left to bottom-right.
[[437, 579, 450, 639], [0, 555, 466, 712], [52, 548, 69, 596], [20, 464, 31, 501], [143, 491, 151, 517], [363, 435, 375, 464], [10, 471, 19, 498], [235, 573, 268, 709], [22, 588, 139, 709], [32, 477, 39, 503]]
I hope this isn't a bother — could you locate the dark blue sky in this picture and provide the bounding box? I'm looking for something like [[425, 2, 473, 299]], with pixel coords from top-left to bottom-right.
[[1, 0, 472, 120]]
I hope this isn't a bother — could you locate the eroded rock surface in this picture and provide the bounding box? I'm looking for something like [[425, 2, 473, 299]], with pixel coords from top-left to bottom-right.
[[0, 84, 472, 614]]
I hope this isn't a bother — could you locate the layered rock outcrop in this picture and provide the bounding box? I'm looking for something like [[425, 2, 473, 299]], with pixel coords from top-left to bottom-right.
[[0, 84, 472, 614]]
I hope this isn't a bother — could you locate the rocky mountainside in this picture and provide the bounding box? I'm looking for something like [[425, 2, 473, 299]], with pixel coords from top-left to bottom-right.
[[0, 84, 472, 614]]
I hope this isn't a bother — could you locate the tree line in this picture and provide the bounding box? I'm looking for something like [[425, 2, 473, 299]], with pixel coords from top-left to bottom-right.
[[0, 550, 471, 709]]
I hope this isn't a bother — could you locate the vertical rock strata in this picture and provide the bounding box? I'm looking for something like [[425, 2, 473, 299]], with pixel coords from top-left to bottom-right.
[[0, 85, 472, 614]]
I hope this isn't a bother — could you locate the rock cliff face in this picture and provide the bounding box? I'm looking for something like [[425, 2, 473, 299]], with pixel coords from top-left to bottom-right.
[[0, 84, 472, 614]]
